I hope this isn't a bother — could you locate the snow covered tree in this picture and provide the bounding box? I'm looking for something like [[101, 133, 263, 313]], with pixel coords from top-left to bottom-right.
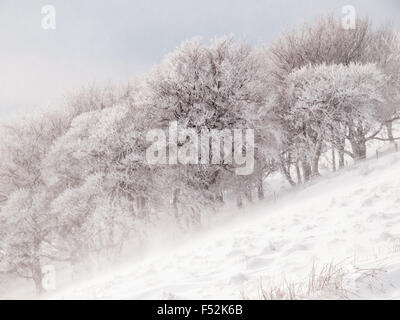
[[41, 85, 172, 259], [266, 15, 399, 181], [0, 189, 58, 293], [363, 25, 400, 141], [266, 16, 372, 182], [149, 36, 277, 216], [50, 174, 136, 264], [0, 111, 65, 204], [286, 63, 387, 169], [43, 101, 160, 208], [0, 80, 159, 284], [0, 83, 132, 206]]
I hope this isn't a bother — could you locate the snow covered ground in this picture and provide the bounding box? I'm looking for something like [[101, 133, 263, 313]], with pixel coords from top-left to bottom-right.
[[37, 148, 400, 300]]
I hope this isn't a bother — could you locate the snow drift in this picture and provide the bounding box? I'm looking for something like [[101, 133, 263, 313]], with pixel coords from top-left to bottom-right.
[[41, 150, 400, 300]]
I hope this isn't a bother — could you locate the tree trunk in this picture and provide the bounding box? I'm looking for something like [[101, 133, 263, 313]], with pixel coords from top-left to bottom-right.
[[245, 187, 253, 203], [301, 161, 312, 182], [33, 274, 44, 295], [338, 148, 345, 169], [311, 158, 320, 177], [32, 259, 44, 295], [279, 162, 295, 186], [257, 179, 264, 200], [215, 192, 224, 204], [358, 142, 367, 160], [172, 189, 180, 221], [386, 121, 394, 143], [311, 141, 322, 177], [31, 235, 44, 295], [348, 126, 367, 162], [236, 194, 243, 208], [349, 137, 367, 161], [331, 147, 336, 172], [336, 137, 346, 169], [295, 162, 302, 184], [279, 153, 296, 187]]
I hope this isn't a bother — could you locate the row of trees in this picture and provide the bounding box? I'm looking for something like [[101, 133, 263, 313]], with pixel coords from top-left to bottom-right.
[[0, 16, 399, 292]]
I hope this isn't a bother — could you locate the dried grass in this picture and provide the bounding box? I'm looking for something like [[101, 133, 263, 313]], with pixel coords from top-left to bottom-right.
[[246, 262, 385, 300]]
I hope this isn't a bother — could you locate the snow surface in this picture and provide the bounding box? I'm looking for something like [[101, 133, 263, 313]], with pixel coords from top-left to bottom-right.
[[41, 149, 400, 300]]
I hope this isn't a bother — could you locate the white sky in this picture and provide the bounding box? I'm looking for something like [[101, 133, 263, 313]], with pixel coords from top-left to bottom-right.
[[0, 0, 399, 119]]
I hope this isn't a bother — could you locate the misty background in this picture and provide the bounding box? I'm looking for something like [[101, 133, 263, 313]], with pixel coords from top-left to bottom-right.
[[0, 0, 399, 119]]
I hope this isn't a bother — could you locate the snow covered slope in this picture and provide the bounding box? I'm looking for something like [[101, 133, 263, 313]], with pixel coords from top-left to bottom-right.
[[47, 151, 400, 300]]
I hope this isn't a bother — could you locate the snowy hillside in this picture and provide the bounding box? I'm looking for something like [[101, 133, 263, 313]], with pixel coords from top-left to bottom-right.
[[39, 150, 400, 300], [2, 3, 400, 304]]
